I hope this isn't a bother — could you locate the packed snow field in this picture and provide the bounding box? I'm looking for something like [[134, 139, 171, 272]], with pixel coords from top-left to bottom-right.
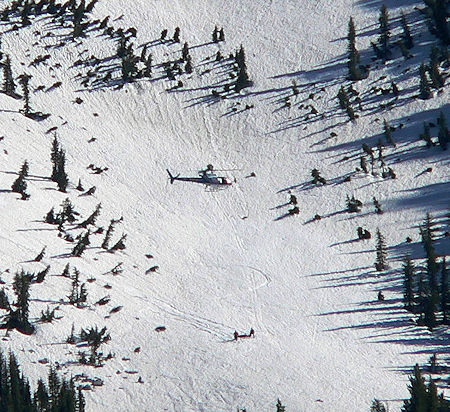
[[0, 0, 449, 411]]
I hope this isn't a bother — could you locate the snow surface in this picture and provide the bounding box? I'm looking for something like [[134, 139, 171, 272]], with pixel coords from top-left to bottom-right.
[[0, 0, 449, 411]]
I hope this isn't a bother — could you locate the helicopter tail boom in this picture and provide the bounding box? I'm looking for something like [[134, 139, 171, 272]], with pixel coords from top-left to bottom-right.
[[166, 169, 175, 184]]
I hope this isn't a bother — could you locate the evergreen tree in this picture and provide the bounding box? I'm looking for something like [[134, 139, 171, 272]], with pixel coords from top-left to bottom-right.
[[3, 55, 16, 97], [346, 195, 362, 213], [79, 325, 111, 365], [109, 233, 127, 252], [78, 203, 101, 228], [54, 148, 69, 192], [234, 45, 251, 92], [429, 47, 444, 89], [34, 246, 46, 262], [370, 399, 387, 412], [348, 17, 364, 80], [18, 73, 31, 116], [45, 207, 56, 224], [437, 111, 449, 150], [337, 86, 355, 120], [400, 12, 413, 49], [173, 26, 180, 42], [121, 45, 139, 81], [276, 398, 286, 412], [426, 0, 450, 44], [218, 27, 225, 42], [72, 230, 90, 257], [185, 55, 193, 74], [419, 63, 432, 100], [373, 196, 383, 214], [420, 122, 434, 147], [421, 213, 439, 304], [383, 119, 396, 147], [375, 228, 388, 271], [378, 4, 391, 60], [34, 378, 49, 411], [182, 42, 189, 61], [0, 288, 10, 310], [11, 160, 29, 199], [440, 257, 448, 324], [9, 270, 34, 334], [50, 136, 69, 192], [360, 156, 369, 174], [212, 25, 218, 42], [35, 265, 50, 284], [403, 256, 416, 311], [402, 364, 427, 412], [101, 218, 118, 249], [68, 268, 87, 306]]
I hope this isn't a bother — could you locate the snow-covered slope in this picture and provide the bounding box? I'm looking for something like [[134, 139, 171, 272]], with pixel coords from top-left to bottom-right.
[[0, 0, 449, 411]]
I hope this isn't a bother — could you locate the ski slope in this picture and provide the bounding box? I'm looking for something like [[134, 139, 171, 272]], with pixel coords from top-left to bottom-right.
[[0, 0, 449, 411]]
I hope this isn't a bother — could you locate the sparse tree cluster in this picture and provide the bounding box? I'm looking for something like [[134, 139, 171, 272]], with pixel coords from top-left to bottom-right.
[[402, 214, 449, 329]]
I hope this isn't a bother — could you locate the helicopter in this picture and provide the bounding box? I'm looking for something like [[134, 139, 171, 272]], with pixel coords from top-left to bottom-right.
[[166, 164, 233, 187]]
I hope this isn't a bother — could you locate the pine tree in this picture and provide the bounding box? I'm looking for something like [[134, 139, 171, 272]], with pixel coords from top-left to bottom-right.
[[182, 42, 189, 61], [173, 26, 180, 42], [378, 4, 391, 60], [437, 111, 449, 150], [420, 122, 434, 147], [109, 233, 127, 252], [121, 46, 139, 80], [234, 45, 251, 92], [79, 203, 101, 228], [79, 325, 111, 365], [60, 198, 78, 223], [55, 148, 69, 192], [62, 263, 70, 278], [276, 398, 286, 412], [45, 207, 56, 224], [9, 270, 34, 334], [370, 399, 387, 412], [427, 0, 450, 45], [35, 265, 50, 284], [3, 55, 16, 97], [34, 378, 49, 411], [72, 230, 90, 257], [419, 63, 432, 100], [440, 257, 448, 324], [218, 27, 225, 42], [101, 218, 118, 249], [68, 268, 87, 306], [375, 228, 388, 271], [383, 119, 396, 147], [185, 55, 193, 74], [18, 73, 31, 116], [373, 196, 383, 214], [0, 288, 10, 310], [11, 160, 29, 199], [429, 47, 444, 89], [212, 25, 218, 42], [360, 156, 369, 173], [34, 246, 46, 262], [403, 256, 415, 311], [347, 17, 365, 80], [402, 364, 427, 412], [346, 195, 362, 213], [421, 213, 439, 305], [400, 12, 413, 49]]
